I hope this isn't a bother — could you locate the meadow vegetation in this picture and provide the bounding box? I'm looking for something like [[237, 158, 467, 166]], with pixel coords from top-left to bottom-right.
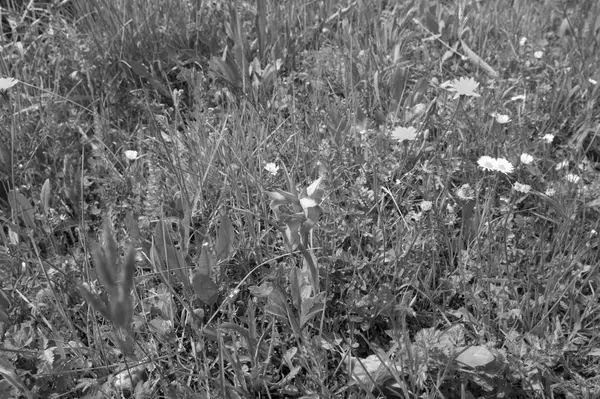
[[1, 0, 600, 397]]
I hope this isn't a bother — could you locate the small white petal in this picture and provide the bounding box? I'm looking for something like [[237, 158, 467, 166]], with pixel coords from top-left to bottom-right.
[[124, 150, 138, 160], [520, 153, 534, 164]]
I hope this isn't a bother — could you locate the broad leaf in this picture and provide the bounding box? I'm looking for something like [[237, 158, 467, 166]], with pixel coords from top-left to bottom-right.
[[153, 221, 188, 289], [265, 288, 289, 320], [216, 214, 234, 261], [197, 244, 215, 276], [300, 292, 326, 329], [191, 273, 219, 306], [7, 190, 35, 230]]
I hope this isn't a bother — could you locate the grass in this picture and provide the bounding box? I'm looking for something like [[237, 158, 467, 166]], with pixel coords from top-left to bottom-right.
[[1, 0, 600, 397]]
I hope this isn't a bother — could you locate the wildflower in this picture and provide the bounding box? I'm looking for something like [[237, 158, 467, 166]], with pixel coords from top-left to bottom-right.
[[443, 77, 481, 99], [555, 160, 569, 171], [420, 200, 433, 212], [490, 112, 511, 124], [542, 134, 555, 143], [0, 77, 18, 91], [565, 173, 580, 183], [520, 153, 534, 164], [477, 156, 514, 174], [534, 51, 544, 59], [513, 182, 531, 193], [477, 156, 497, 171], [124, 150, 138, 161], [264, 162, 280, 176], [495, 158, 514, 174], [391, 126, 418, 142], [545, 187, 556, 197], [519, 37, 527, 46], [456, 183, 475, 200]]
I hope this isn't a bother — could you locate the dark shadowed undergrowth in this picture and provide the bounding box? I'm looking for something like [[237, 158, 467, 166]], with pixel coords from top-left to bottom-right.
[[1, 0, 600, 398]]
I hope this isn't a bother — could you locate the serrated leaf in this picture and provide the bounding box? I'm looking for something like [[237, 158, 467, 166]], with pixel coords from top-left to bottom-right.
[[216, 214, 234, 262], [191, 273, 219, 306], [7, 190, 35, 229], [40, 179, 51, 214]]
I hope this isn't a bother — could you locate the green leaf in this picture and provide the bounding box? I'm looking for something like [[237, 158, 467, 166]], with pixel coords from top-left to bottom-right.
[[79, 284, 111, 320], [256, 0, 267, 61], [284, 221, 301, 251], [265, 288, 289, 320], [153, 221, 188, 288], [297, 246, 320, 294], [7, 190, 35, 230], [290, 267, 302, 312], [390, 66, 407, 105], [110, 292, 133, 329], [216, 214, 234, 262], [102, 217, 118, 270], [0, 287, 11, 311], [40, 179, 51, 214], [91, 243, 116, 297], [300, 292, 326, 330], [0, 359, 34, 399], [191, 273, 219, 306], [197, 244, 215, 276], [121, 245, 136, 296], [265, 189, 299, 209], [210, 55, 241, 88]]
